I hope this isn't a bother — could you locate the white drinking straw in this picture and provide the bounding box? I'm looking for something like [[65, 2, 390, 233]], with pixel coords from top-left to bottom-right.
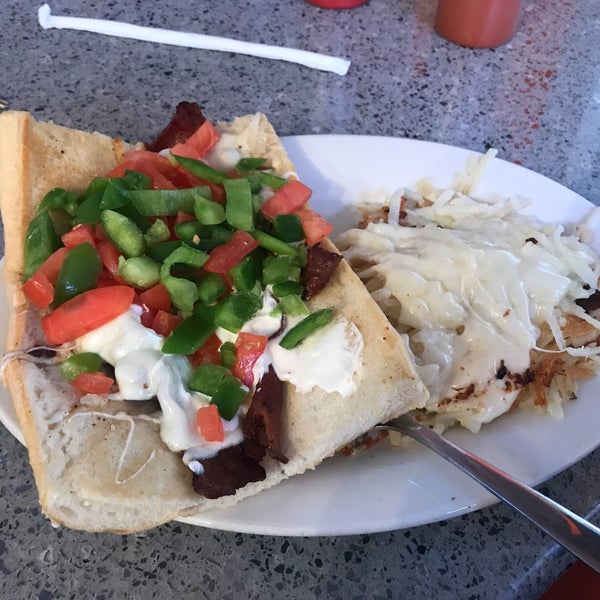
[[38, 4, 351, 76]]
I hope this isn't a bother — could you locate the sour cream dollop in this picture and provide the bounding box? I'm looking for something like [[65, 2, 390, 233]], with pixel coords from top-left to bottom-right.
[[216, 290, 364, 396], [76, 294, 365, 470], [77, 306, 243, 464]]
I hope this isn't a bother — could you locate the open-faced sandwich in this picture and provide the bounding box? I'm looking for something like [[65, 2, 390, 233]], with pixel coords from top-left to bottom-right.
[[0, 103, 428, 533]]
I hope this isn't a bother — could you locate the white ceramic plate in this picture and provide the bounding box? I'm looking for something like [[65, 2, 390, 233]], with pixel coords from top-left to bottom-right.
[[2, 135, 599, 536]]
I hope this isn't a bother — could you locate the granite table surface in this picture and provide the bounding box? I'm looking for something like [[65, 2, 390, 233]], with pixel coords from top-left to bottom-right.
[[1, 0, 599, 598]]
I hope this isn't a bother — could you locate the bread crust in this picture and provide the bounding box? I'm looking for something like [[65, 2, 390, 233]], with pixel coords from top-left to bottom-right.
[[0, 110, 428, 532]]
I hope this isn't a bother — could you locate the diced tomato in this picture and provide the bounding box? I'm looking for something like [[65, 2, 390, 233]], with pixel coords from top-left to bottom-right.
[[71, 371, 114, 395], [95, 270, 121, 288], [96, 240, 126, 286], [61, 224, 97, 249], [140, 283, 171, 312], [196, 404, 224, 442], [42, 286, 135, 345], [96, 239, 122, 277], [174, 211, 196, 226], [189, 333, 222, 367], [162, 161, 206, 189], [106, 146, 225, 194], [139, 305, 158, 329], [151, 310, 183, 337], [94, 224, 108, 241], [184, 120, 220, 158], [203, 230, 259, 273], [232, 332, 268, 387], [293, 206, 334, 246], [169, 166, 216, 191], [106, 160, 129, 177], [107, 152, 177, 190], [206, 182, 226, 204], [118, 149, 213, 191], [38, 247, 68, 284], [160, 213, 195, 241], [260, 180, 313, 220], [170, 142, 202, 160], [219, 272, 234, 291], [133, 291, 158, 327], [22, 270, 54, 309]]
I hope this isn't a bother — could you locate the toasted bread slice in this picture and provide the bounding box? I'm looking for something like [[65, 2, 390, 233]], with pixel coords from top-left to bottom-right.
[[0, 110, 428, 532]]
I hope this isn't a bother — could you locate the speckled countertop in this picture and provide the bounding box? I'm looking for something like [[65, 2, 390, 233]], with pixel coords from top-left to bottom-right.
[[1, 1, 599, 598]]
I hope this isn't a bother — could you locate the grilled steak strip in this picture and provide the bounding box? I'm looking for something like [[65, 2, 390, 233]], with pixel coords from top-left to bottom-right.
[[145, 101, 206, 152], [301, 243, 343, 300]]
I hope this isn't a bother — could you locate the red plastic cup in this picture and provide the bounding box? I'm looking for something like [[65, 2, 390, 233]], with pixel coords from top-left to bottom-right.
[[435, 0, 523, 48], [305, 0, 368, 8]]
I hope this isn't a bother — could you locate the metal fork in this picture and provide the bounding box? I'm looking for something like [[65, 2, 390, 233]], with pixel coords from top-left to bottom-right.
[[376, 413, 600, 573]]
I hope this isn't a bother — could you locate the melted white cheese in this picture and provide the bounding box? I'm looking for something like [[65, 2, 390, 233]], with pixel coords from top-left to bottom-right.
[[337, 190, 600, 431], [207, 133, 244, 172], [77, 307, 243, 459]]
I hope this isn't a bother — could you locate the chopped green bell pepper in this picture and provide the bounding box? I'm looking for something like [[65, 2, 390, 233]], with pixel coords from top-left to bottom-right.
[[210, 379, 248, 420], [146, 241, 184, 263], [143, 219, 171, 246], [235, 157, 266, 173], [189, 363, 248, 420], [118, 255, 161, 289], [115, 202, 152, 232], [250, 230, 297, 256], [37, 187, 79, 217], [276, 293, 308, 317], [228, 251, 263, 291], [273, 214, 305, 243], [291, 242, 308, 268], [80, 177, 110, 202], [98, 178, 131, 211], [161, 306, 215, 355], [53, 242, 102, 306], [121, 169, 152, 191], [23, 210, 62, 280], [194, 195, 226, 225], [172, 155, 229, 185], [279, 308, 333, 349], [189, 363, 234, 396], [59, 352, 103, 381], [224, 178, 254, 231], [100, 209, 146, 258], [215, 290, 262, 333], [174, 220, 206, 243], [272, 280, 304, 298], [219, 341, 236, 368], [75, 191, 104, 224], [258, 171, 288, 190], [197, 272, 226, 305], [128, 186, 210, 216], [262, 255, 294, 285], [160, 245, 209, 313]]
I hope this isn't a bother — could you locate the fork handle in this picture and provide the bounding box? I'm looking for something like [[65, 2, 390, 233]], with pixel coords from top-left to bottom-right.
[[380, 419, 600, 573]]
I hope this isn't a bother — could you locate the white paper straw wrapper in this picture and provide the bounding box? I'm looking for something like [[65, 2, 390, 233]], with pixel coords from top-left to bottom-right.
[[38, 4, 351, 76]]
